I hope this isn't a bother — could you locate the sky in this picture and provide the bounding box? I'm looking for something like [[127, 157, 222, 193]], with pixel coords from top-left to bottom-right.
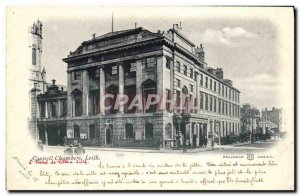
[[39, 7, 283, 111]]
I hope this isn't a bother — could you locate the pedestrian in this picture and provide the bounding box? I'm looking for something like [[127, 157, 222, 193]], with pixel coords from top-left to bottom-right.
[[74, 143, 85, 156], [204, 136, 208, 148], [63, 136, 68, 146], [37, 140, 43, 152], [64, 144, 74, 156]]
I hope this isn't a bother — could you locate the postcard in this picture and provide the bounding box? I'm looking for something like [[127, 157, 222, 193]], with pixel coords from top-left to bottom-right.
[[6, 6, 295, 191]]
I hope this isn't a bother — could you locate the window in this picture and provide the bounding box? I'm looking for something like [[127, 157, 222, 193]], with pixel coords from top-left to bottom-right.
[[51, 101, 56, 117], [74, 71, 81, 80], [222, 85, 224, 97], [62, 99, 67, 117], [142, 80, 157, 113], [74, 125, 80, 139], [74, 93, 82, 116], [222, 101, 224, 114], [200, 74, 203, 86], [210, 96, 213, 111], [200, 92, 204, 110], [176, 90, 181, 112], [145, 123, 153, 139], [218, 99, 221, 114], [214, 81, 216, 92], [166, 89, 171, 112], [214, 98, 217, 112], [89, 124, 96, 139], [40, 101, 45, 118], [32, 48, 36, 65], [194, 72, 198, 81], [222, 121, 225, 136], [91, 91, 100, 115], [229, 89, 231, 99], [205, 94, 208, 110], [125, 123, 134, 139], [166, 58, 171, 69], [112, 65, 118, 75], [176, 61, 180, 72], [225, 87, 228, 98], [190, 68, 193, 78], [218, 83, 221, 95], [210, 79, 212, 90], [176, 79, 181, 87], [205, 77, 208, 88], [190, 84, 194, 92], [146, 57, 156, 68], [184, 65, 187, 75]]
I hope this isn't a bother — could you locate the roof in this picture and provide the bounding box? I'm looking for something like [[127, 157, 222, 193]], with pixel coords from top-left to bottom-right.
[[84, 28, 143, 44]]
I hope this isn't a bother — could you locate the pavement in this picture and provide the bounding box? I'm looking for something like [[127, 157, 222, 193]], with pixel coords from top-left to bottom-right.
[[43, 139, 281, 154]]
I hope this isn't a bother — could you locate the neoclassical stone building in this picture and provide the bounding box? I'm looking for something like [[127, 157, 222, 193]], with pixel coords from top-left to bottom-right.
[[35, 25, 241, 149]]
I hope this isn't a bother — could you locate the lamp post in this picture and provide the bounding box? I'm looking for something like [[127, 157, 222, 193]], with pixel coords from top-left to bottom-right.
[[210, 119, 214, 151]]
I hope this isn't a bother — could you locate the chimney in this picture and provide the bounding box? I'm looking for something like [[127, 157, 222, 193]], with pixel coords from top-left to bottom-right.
[[92, 33, 96, 39], [195, 44, 205, 62], [216, 68, 223, 79]]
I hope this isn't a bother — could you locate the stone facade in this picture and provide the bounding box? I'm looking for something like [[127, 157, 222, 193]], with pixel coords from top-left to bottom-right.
[[35, 25, 241, 149]]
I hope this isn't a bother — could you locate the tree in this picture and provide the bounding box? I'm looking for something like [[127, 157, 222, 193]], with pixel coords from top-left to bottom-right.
[[240, 103, 260, 142]]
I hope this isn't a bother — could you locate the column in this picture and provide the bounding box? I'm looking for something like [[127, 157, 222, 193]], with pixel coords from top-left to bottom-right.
[[136, 60, 143, 113], [196, 124, 200, 147], [44, 124, 48, 146], [57, 99, 61, 118], [170, 57, 174, 114], [186, 123, 192, 146], [200, 123, 203, 145], [45, 101, 48, 118], [156, 56, 165, 112], [82, 70, 89, 116], [99, 66, 105, 115], [196, 73, 200, 113], [203, 93, 206, 111], [67, 72, 72, 117], [118, 64, 124, 114]]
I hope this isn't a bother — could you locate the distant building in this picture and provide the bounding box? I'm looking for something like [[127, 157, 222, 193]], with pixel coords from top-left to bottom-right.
[[33, 24, 241, 149], [259, 118, 277, 134], [29, 20, 65, 143], [261, 107, 282, 132]]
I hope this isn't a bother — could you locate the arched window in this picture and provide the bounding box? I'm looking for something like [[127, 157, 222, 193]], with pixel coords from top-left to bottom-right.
[[125, 123, 134, 139], [32, 48, 36, 65], [142, 79, 157, 113], [182, 86, 190, 113], [89, 124, 95, 139], [145, 123, 153, 139], [74, 125, 80, 139]]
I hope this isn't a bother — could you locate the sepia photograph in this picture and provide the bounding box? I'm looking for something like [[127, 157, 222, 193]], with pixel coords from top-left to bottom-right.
[[6, 6, 295, 191]]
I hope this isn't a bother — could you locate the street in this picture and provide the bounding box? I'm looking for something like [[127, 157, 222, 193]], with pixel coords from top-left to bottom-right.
[[42, 139, 281, 155]]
